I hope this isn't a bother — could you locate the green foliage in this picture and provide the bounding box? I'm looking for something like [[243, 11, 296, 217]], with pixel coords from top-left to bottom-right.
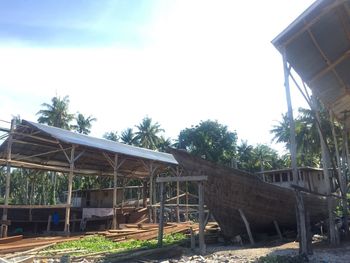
[[44, 234, 186, 256], [103, 131, 119, 141], [72, 113, 96, 135], [178, 120, 237, 164], [134, 117, 164, 150], [258, 254, 308, 263], [120, 128, 135, 145], [37, 95, 74, 130]]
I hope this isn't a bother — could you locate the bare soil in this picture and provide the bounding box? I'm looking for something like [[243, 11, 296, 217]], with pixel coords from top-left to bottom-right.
[[154, 241, 350, 263]]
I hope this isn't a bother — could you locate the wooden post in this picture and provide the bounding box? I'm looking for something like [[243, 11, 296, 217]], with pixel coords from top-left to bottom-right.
[[64, 145, 75, 234], [136, 185, 141, 209], [149, 163, 154, 223], [273, 220, 283, 240], [112, 154, 118, 230], [340, 113, 349, 236], [283, 53, 308, 254], [153, 175, 157, 223], [176, 181, 180, 222], [185, 182, 189, 221], [306, 210, 313, 255], [314, 100, 337, 245], [198, 181, 206, 255], [121, 178, 125, 214], [47, 215, 52, 232], [142, 180, 147, 208], [1, 119, 15, 238], [190, 227, 195, 250], [157, 182, 165, 247], [238, 209, 255, 245]]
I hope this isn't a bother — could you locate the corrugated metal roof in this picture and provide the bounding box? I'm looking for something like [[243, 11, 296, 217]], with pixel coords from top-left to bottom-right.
[[24, 120, 178, 165], [272, 0, 350, 124]]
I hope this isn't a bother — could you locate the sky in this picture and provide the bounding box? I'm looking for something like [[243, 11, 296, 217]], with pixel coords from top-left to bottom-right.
[[0, 0, 315, 153]]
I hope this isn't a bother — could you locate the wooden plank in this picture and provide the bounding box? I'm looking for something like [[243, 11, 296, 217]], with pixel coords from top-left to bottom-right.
[[0, 204, 69, 209], [0, 235, 23, 244], [156, 176, 208, 183]]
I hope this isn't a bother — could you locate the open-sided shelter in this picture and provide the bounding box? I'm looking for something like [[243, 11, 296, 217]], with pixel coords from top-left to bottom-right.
[[0, 120, 178, 236]]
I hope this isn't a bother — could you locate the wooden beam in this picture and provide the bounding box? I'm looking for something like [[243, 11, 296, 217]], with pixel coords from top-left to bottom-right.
[[276, 1, 346, 49], [238, 209, 255, 245], [309, 50, 350, 85], [156, 176, 208, 183], [0, 204, 69, 209]]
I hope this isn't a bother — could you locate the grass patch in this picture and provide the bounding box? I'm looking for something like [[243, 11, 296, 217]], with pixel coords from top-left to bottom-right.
[[44, 233, 186, 256]]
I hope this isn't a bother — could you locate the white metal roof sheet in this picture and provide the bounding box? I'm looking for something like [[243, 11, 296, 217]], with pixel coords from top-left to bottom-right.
[[24, 120, 178, 165]]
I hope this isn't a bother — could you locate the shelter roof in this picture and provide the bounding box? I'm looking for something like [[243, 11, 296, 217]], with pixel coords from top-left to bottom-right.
[[272, 0, 350, 123], [0, 120, 177, 178]]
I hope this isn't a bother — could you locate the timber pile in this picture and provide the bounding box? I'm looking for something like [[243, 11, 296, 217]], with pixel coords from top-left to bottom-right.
[[0, 236, 82, 254], [0, 222, 219, 261], [89, 222, 199, 241]]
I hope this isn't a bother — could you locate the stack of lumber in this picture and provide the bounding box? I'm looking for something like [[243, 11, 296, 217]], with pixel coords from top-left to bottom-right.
[[87, 222, 197, 242], [0, 235, 82, 255]]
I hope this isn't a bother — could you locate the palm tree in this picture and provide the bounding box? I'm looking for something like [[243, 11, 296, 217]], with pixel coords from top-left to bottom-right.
[[134, 117, 164, 150], [37, 95, 74, 129], [157, 136, 172, 152], [103, 131, 119, 142], [237, 140, 254, 171], [73, 113, 96, 135], [120, 128, 135, 145]]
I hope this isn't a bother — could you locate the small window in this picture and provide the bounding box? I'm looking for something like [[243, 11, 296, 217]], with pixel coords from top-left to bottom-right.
[[282, 173, 288, 182], [289, 173, 293, 181], [322, 173, 325, 179], [275, 173, 281, 182]]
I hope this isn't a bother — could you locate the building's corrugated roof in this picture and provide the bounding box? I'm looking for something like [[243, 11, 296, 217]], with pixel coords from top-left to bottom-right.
[[24, 120, 178, 165], [272, 0, 350, 124]]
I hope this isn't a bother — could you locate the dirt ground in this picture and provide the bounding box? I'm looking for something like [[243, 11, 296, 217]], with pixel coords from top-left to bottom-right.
[[152, 241, 350, 263]]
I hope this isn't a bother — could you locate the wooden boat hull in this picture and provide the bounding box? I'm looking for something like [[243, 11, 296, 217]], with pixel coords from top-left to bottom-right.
[[171, 149, 331, 237]]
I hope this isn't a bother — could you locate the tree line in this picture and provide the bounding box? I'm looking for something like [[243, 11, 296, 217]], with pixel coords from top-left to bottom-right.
[[0, 94, 339, 204]]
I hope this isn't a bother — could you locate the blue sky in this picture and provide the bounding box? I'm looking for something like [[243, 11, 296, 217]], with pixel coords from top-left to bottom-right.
[[0, 0, 314, 152], [0, 0, 153, 47]]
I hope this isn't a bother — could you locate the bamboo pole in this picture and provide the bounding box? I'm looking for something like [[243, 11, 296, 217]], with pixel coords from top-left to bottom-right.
[[64, 145, 75, 233], [1, 118, 15, 238], [112, 154, 118, 230]]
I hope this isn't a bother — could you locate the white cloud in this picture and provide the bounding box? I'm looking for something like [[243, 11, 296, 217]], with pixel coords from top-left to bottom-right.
[[0, 0, 313, 152]]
